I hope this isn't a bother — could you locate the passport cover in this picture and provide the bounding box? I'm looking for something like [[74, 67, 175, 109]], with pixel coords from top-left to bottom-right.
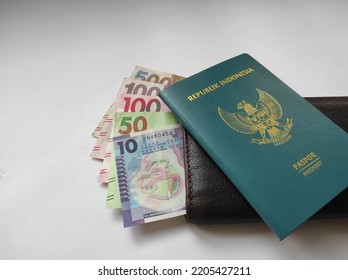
[[184, 97, 348, 224], [160, 54, 348, 239]]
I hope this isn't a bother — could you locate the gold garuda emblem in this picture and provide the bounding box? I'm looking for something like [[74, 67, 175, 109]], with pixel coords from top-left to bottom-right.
[[218, 88, 293, 146]]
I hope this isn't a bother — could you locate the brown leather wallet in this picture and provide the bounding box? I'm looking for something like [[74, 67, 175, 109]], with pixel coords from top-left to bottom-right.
[[184, 97, 348, 224]]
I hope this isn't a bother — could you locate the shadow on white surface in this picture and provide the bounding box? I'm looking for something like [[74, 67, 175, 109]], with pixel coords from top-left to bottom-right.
[[113, 208, 348, 259]]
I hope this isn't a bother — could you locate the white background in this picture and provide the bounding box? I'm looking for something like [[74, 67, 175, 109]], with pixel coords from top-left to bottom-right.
[[1, 0, 347, 259]]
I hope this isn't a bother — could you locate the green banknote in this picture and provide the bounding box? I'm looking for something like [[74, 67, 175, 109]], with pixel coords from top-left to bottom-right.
[[106, 112, 180, 208], [98, 92, 170, 182]]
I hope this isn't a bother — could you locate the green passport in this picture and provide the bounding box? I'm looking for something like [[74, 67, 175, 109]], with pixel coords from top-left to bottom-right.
[[160, 54, 348, 239]]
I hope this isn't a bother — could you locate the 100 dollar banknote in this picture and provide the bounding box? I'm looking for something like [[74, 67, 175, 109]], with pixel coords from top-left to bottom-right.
[[91, 78, 167, 159], [92, 76, 166, 138], [114, 124, 185, 227]]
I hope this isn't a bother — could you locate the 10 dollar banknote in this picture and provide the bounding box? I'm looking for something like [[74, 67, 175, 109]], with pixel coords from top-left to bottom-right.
[[114, 123, 186, 227]]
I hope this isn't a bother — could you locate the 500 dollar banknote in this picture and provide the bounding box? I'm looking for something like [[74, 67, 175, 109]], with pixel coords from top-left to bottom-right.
[[131, 66, 175, 88], [131, 65, 185, 87]]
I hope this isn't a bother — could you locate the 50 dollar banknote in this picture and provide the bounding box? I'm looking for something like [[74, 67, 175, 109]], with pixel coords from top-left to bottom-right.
[[106, 112, 181, 209]]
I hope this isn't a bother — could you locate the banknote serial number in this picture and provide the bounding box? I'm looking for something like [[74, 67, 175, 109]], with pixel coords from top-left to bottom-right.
[[190, 266, 251, 276]]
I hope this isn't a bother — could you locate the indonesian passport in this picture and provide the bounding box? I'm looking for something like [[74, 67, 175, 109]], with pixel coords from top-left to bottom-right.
[[160, 54, 348, 239]]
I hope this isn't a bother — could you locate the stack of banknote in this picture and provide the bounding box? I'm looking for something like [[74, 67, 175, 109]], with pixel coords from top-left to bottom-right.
[[91, 66, 186, 227]]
